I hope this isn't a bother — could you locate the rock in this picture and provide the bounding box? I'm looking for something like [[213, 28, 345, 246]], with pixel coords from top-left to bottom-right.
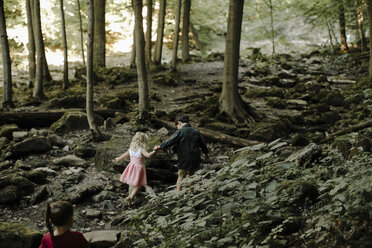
[[50, 112, 104, 134], [48, 95, 86, 109], [85, 209, 102, 219], [15, 160, 31, 170], [92, 190, 116, 202], [30, 185, 49, 204], [48, 133, 66, 147], [34, 167, 57, 176], [25, 170, 47, 184], [291, 133, 310, 147], [285, 143, 322, 166], [0, 222, 43, 248], [84, 230, 121, 248], [249, 120, 291, 142], [62, 167, 85, 176], [7, 136, 52, 158], [320, 111, 341, 124], [0, 124, 19, 140], [53, 155, 88, 168], [103, 118, 114, 130], [157, 127, 169, 136], [277, 180, 319, 207], [0, 137, 8, 150], [25, 156, 48, 169], [67, 184, 103, 203], [74, 144, 96, 158], [12, 131, 29, 142], [0, 185, 19, 204], [0, 160, 12, 171]]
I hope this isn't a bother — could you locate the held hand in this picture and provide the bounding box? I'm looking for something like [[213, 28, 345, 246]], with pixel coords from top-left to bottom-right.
[[113, 158, 118, 164], [153, 145, 161, 151]]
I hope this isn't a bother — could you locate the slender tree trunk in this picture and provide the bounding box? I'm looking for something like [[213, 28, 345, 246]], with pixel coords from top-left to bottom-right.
[[133, 0, 150, 116], [367, 0, 372, 84], [145, 0, 152, 65], [220, 0, 254, 124], [77, 0, 85, 66], [355, 0, 367, 52], [338, 1, 349, 52], [26, 0, 35, 85], [93, 0, 105, 67], [171, 0, 181, 70], [60, 0, 68, 89], [43, 51, 52, 82], [269, 0, 275, 57], [86, 0, 99, 133], [130, 29, 136, 68], [181, 0, 190, 62], [325, 19, 335, 53], [190, 22, 202, 50], [154, 0, 166, 65], [0, 0, 13, 108], [33, 0, 44, 98]]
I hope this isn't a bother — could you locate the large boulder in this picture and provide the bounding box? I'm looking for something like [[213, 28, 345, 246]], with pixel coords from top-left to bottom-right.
[[0, 222, 42, 248], [85, 230, 121, 248], [7, 136, 51, 158], [50, 112, 104, 134], [53, 155, 89, 168]]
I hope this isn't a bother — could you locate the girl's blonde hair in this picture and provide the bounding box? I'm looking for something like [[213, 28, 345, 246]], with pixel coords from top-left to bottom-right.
[[130, 132, 147, 151]]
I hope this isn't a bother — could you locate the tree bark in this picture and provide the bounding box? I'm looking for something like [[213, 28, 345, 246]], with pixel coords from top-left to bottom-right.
[[133, 0, 150, 116], [181, 0, 190, 62], [154, 0, 166, 65], [130, 28, 136, 68], [355, 0, 367, 52], [269, 0, 275, 57], [171, 0, 181, 70], [220, 0, 254, 124], [26, 0, 35, 85], [86, 0, 99, 134], [322, 119, 372, 143], [0, 0, 13, 108], [325, 19, 335, 53], [189, 22, 202, 50], [338, 1, 349, 52], [93, 0, 105, 67], [60, 0, 69, 89], [77, 0, 85, 66], [32, 0, 44, 98], [368, 0, 372, 83], [145, 0, 152, 65]]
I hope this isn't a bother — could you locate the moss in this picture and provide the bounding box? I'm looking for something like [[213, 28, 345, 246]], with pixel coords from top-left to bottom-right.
[[0, 222, 43, 248], [204, 122, 237, 134], [265, 97, 286, 109], [0, 124, 19, 140], [249, 120, 291, 142], [152, 74, 179, 87], [246, 87, 284, 99]]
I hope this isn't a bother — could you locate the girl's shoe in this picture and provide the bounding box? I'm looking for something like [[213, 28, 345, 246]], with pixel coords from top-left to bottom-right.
[[126, 197, 132, 207]]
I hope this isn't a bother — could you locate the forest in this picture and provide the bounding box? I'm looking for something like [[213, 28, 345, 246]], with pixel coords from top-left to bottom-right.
[[0, 0, 371, 247]]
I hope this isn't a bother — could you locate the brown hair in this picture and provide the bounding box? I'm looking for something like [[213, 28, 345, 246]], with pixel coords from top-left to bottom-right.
[[46, 201, 73, 245], [175, 114, 190, 126]]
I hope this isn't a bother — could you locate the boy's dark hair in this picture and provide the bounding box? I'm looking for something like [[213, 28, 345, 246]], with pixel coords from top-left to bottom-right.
[[46, 201, 74, 245], [175, 114, 190, 124]]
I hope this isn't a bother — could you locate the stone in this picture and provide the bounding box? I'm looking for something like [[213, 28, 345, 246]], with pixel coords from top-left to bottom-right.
[[285, 143, 322, 166], [12, 131, 29, 142], [26, 156, 48, 169], [62, 167, 85, 176], [0, 185, 19, 204], [0, 160, 12, 171], [84, 230, 121, 248], [26, 170, 47, 184], [8, 136, 51, 158], [30, 185, 49, 205], [15, 160, 31, 170], [50, 112, 104, 134], [0, 124, 19, 140], [320, 111, 341, 124], [157, 127, 169, 136], [0, 222, 43, 248], [48, 133, 66, 147], [92, 190, 116, 202], [53, 155, 88, 168], [34, 167, 57, 176], [85, 209, 102, 219], [67, 184, 103, 204], [74, 144, 97, 158]]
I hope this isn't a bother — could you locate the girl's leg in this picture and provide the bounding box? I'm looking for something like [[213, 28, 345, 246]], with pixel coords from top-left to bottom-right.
[[126, 185, 141, 206]]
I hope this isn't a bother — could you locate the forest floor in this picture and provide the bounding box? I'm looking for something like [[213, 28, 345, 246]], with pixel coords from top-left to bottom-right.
[[0, 50, 371, 247]]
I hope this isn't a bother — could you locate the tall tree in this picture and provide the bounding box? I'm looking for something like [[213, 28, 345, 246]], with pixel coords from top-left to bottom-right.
[[130, 29, 136, 68], [77, 0, 85, 66], [86, 0, 99, 134], [145, 0, 152, 65], [355, 0, 367, 52], [26, 0, 35, 85], [367, 0, 372, 83], [268, 0, 275, 57], [220, 0, 254, 124], [60, 0, 68, 89], [171, 0, 181, 70], [93, 0, 105, 67], [0, 0, 13, 108], [181, 0, 190, 62], [32, 0, 44, 98], [154, 0, 166, 65], [133, 0, 150, 117], [338, 0, 349, 52], [190, 22, 202, 50]]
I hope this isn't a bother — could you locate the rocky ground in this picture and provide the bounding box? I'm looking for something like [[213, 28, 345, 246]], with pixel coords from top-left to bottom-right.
[[0, 51, 371, 247]]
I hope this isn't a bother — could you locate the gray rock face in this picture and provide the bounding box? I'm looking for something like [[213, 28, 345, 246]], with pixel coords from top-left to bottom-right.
[[50, 112, 104, 134], [84, 230, 121, 248], [7, 136, 52, 158], [53, 155, 88, 168], [0, 222, 43, 248]]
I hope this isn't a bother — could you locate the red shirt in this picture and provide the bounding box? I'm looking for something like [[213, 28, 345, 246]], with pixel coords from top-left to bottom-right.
[[39, 230, 89, 248]]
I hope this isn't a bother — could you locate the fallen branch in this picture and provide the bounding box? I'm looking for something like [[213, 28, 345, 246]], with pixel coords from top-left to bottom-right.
[[321, 119, 372, 143]]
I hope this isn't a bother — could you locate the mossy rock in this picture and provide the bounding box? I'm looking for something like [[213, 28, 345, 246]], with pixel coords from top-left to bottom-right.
[[259, 75, 280, 86], [265, 97, 286, 109], [0, 185, 19, 204], [8, 136, 52, 158], [332, 137, 352, 159], [319, 89, 346, 107], [245, 87, 284, 99], [320, 111, 341, 124], [277, 180, 319, 207], [249, 120, 291, 142], [0, 124, 19, 140], [50, 112, 104, 134], [98, 67, 137, 85], [0, 222, 42, 248], [74, 144, 97, 158], [230, 145, 266, 164], [48, 95, 86, 109], [152, 74, 179, 87]]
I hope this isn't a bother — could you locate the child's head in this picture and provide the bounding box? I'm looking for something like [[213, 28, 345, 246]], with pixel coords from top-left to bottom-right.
[[45, 201, 74, 244], [130, 132, 147, 150], [175, 114, 190, 128]]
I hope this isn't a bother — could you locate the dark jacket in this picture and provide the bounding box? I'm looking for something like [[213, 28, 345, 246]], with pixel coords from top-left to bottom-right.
[[160, 124, 208, 171]]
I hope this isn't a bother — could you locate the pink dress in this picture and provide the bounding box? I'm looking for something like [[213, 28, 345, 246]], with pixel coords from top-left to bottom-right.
[[120, 148, 147, 186]]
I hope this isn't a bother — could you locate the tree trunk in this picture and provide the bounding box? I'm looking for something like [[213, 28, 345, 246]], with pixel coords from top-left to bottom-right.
[[367, 0, 372, 83], [86, 0, 99, 134], [130, 28, 136, 68], [220, 0, 254, 124], [77, 0, 85, 66], [0, 0, 13, 108], [145, 0, 152, 65], [171, 0, 181, 70], [43, 50, 52, 82], [32, 0, 44, 98], [189, 22, 202, 50], [269, 0, 275, 57], [60, 0, 68, 89], [181, 0, 190, 62], [154, 0, 166, 65], [93, 0, 105, 67], [355, 0, 367, 53], [133, 0, 150, 116], [338, 1, 349, 53], [325, 19, 335, 53], [26, 0, 35, 85]]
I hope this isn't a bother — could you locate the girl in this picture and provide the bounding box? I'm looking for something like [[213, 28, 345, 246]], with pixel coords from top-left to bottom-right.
[[39, 201, 89, 248], [115, 132, 157, 206]]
